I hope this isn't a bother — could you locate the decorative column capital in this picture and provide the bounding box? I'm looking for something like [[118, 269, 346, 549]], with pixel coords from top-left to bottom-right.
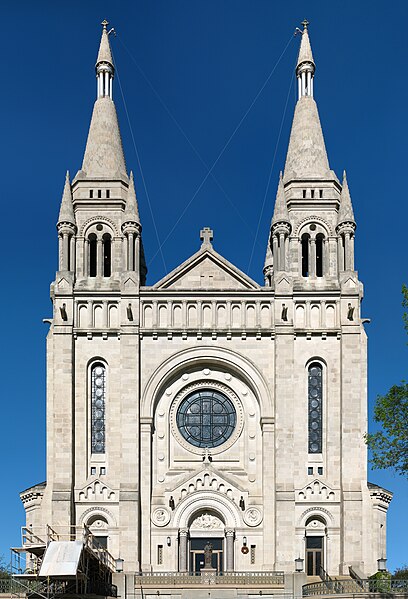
[[179, 528, 188, 537], [225, 529, 235, 538]]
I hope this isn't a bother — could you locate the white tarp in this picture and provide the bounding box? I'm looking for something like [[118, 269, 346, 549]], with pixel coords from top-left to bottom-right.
[[39, 541, 83, 577]]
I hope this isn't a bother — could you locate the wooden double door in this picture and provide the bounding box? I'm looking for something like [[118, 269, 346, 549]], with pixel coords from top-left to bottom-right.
[[306, 536, 324, 576]]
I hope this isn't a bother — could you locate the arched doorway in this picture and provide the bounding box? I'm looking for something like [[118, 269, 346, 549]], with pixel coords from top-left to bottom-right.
[[178, 510, 235, 574], [189, 512, 224, 573], [305, 516, 326, 576]]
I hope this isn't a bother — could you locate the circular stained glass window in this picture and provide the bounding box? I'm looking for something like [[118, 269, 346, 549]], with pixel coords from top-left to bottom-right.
[[176, 389, 237, 448]]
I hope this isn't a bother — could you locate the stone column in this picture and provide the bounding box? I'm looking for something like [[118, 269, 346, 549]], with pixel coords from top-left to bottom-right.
[[344, 232, 351, 270], [309, 238, 316, 277], [58, 234, 63, 270], [97, 239, 103, 277], [225, 529, 235, 571], [70, 235, 76, 272], [62, 232, 69, 270], [279, 232, 285, 271], [337, 235, 344, 273], [349, 233, 355, 271], [272, 235, 279, 271], [179, 529, 188, 572]]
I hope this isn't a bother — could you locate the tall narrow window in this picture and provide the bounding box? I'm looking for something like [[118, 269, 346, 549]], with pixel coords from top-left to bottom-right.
[[301, 234, 310, 277], [89, 234, 97, 277], [316, 234, 324, 277], [103, 234, 111, 277], [308, 363, 322, 453], [91, 363, 106, 453]]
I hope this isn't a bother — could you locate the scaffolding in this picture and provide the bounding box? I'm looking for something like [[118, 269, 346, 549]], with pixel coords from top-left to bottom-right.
[[10, 525, 117, 599]]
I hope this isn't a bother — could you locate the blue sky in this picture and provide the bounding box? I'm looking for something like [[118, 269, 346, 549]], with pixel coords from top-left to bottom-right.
[[1, 0, 407, 572]]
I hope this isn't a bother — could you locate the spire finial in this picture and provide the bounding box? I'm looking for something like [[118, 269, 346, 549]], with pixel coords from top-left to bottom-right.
[[296, 19, 315, 99], [101, 19, 109, 30]]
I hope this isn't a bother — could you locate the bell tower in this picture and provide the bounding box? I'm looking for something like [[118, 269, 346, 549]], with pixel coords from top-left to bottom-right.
[[44, 21, 145, 572]]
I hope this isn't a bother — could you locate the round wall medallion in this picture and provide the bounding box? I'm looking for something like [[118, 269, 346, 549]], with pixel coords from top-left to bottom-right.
[[244, 507, 263, 526], [170, 380, 244, 455], [152, 507, 171, 526]]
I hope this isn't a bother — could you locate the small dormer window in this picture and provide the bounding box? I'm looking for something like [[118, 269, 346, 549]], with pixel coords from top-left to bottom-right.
[[98, 190, 102, 199]]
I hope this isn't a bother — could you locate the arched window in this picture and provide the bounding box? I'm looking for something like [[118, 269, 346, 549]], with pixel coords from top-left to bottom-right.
[[91, 363, 106, 454], [103, 233, 111, 277], [316, 234, 324, 277], [89, 233, 97, 277], [301, 233, 310, 277], [308, 363, 322, 453]]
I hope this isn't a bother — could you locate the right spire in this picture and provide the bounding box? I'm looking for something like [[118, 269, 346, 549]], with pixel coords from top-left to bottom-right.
[[283, 21, 332, 182]]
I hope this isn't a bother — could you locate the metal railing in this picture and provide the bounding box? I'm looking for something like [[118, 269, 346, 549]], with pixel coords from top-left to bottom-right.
[[303, 578, 408, 596], [135, 571, 285, 586]]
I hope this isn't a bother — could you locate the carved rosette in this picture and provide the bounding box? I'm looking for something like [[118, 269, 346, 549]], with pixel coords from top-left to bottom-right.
[[151, 507, 171, 527], [243, 507, 263, 527]]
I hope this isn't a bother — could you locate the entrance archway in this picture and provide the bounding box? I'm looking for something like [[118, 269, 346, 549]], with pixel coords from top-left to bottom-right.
[[178, 510, 235, 573], [305, 516, 326, 576]]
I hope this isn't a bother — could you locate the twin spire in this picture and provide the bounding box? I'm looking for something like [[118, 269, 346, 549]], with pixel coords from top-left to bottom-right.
[[76, 20, 127, 182]]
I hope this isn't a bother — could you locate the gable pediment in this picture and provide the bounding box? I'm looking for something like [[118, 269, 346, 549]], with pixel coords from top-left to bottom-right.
[[153, 248, 260, 291]]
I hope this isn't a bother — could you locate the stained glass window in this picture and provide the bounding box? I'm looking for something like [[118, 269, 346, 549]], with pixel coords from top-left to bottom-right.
[[176, 389, 236, 448], [91, 363, 106, 453], [308, 363, 322, 453]]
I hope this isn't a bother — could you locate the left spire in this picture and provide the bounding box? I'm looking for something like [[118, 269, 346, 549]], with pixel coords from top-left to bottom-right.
[[76, 21, 127, 181]]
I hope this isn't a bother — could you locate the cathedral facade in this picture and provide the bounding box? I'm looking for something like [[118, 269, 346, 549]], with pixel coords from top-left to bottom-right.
[[21, 21, 391, 592]]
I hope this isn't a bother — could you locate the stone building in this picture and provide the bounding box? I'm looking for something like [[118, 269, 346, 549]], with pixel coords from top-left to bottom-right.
[[20, 20, 392, 596]]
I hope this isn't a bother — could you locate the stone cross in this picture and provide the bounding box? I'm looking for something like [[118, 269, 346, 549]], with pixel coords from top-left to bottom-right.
[[200, 227, 213, 248], [301, 19, 309, 29]]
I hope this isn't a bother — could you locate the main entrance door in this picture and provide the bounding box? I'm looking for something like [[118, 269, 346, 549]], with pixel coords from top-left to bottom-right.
[[190, 538, 223, 573], [306, 536, 324, 576]]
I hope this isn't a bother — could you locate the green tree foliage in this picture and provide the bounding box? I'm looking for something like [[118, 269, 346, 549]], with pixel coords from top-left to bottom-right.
[[0, 555, 10, 579], [393, 565, 408, 580], [365, 286, 408, 476]]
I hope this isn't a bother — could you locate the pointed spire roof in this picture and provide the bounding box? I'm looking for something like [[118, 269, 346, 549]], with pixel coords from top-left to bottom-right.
[[57, 171, 75, 224], [272, 173, 289, 224], [96, 20, 114, 68], [283, 96, 331, 182], [297, 21, 315, 69], [338, 171, 355, 225], [77, 97, 127, 180], [123, 171, 140, 224], [264, 242, 273, 271]]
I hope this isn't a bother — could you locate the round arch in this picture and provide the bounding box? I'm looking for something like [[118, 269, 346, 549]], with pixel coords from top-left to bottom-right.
[[174, 491, 242, 530], [141, 346, 273, 419]]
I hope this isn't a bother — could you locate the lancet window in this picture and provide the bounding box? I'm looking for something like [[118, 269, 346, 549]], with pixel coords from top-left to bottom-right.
[[91, 363, 106, 454], [299, 224, 327, 278], [86, 224, 113, 278], [308, 363, 322, 453]]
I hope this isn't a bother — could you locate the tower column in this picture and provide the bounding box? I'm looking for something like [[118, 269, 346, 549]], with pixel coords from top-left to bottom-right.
[[58, 235, 63, 270], [310, 238, 316, 277], [349, 234, 355, 271], [273, 235, 279, 271], [279, 232, 285, 271], [97, 239, 103, 277], [62, 232, 69, 270], [344, 232, 351, 270]]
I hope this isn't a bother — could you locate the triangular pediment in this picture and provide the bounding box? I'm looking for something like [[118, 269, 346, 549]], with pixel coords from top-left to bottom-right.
[[153, 247, 260, 291]]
